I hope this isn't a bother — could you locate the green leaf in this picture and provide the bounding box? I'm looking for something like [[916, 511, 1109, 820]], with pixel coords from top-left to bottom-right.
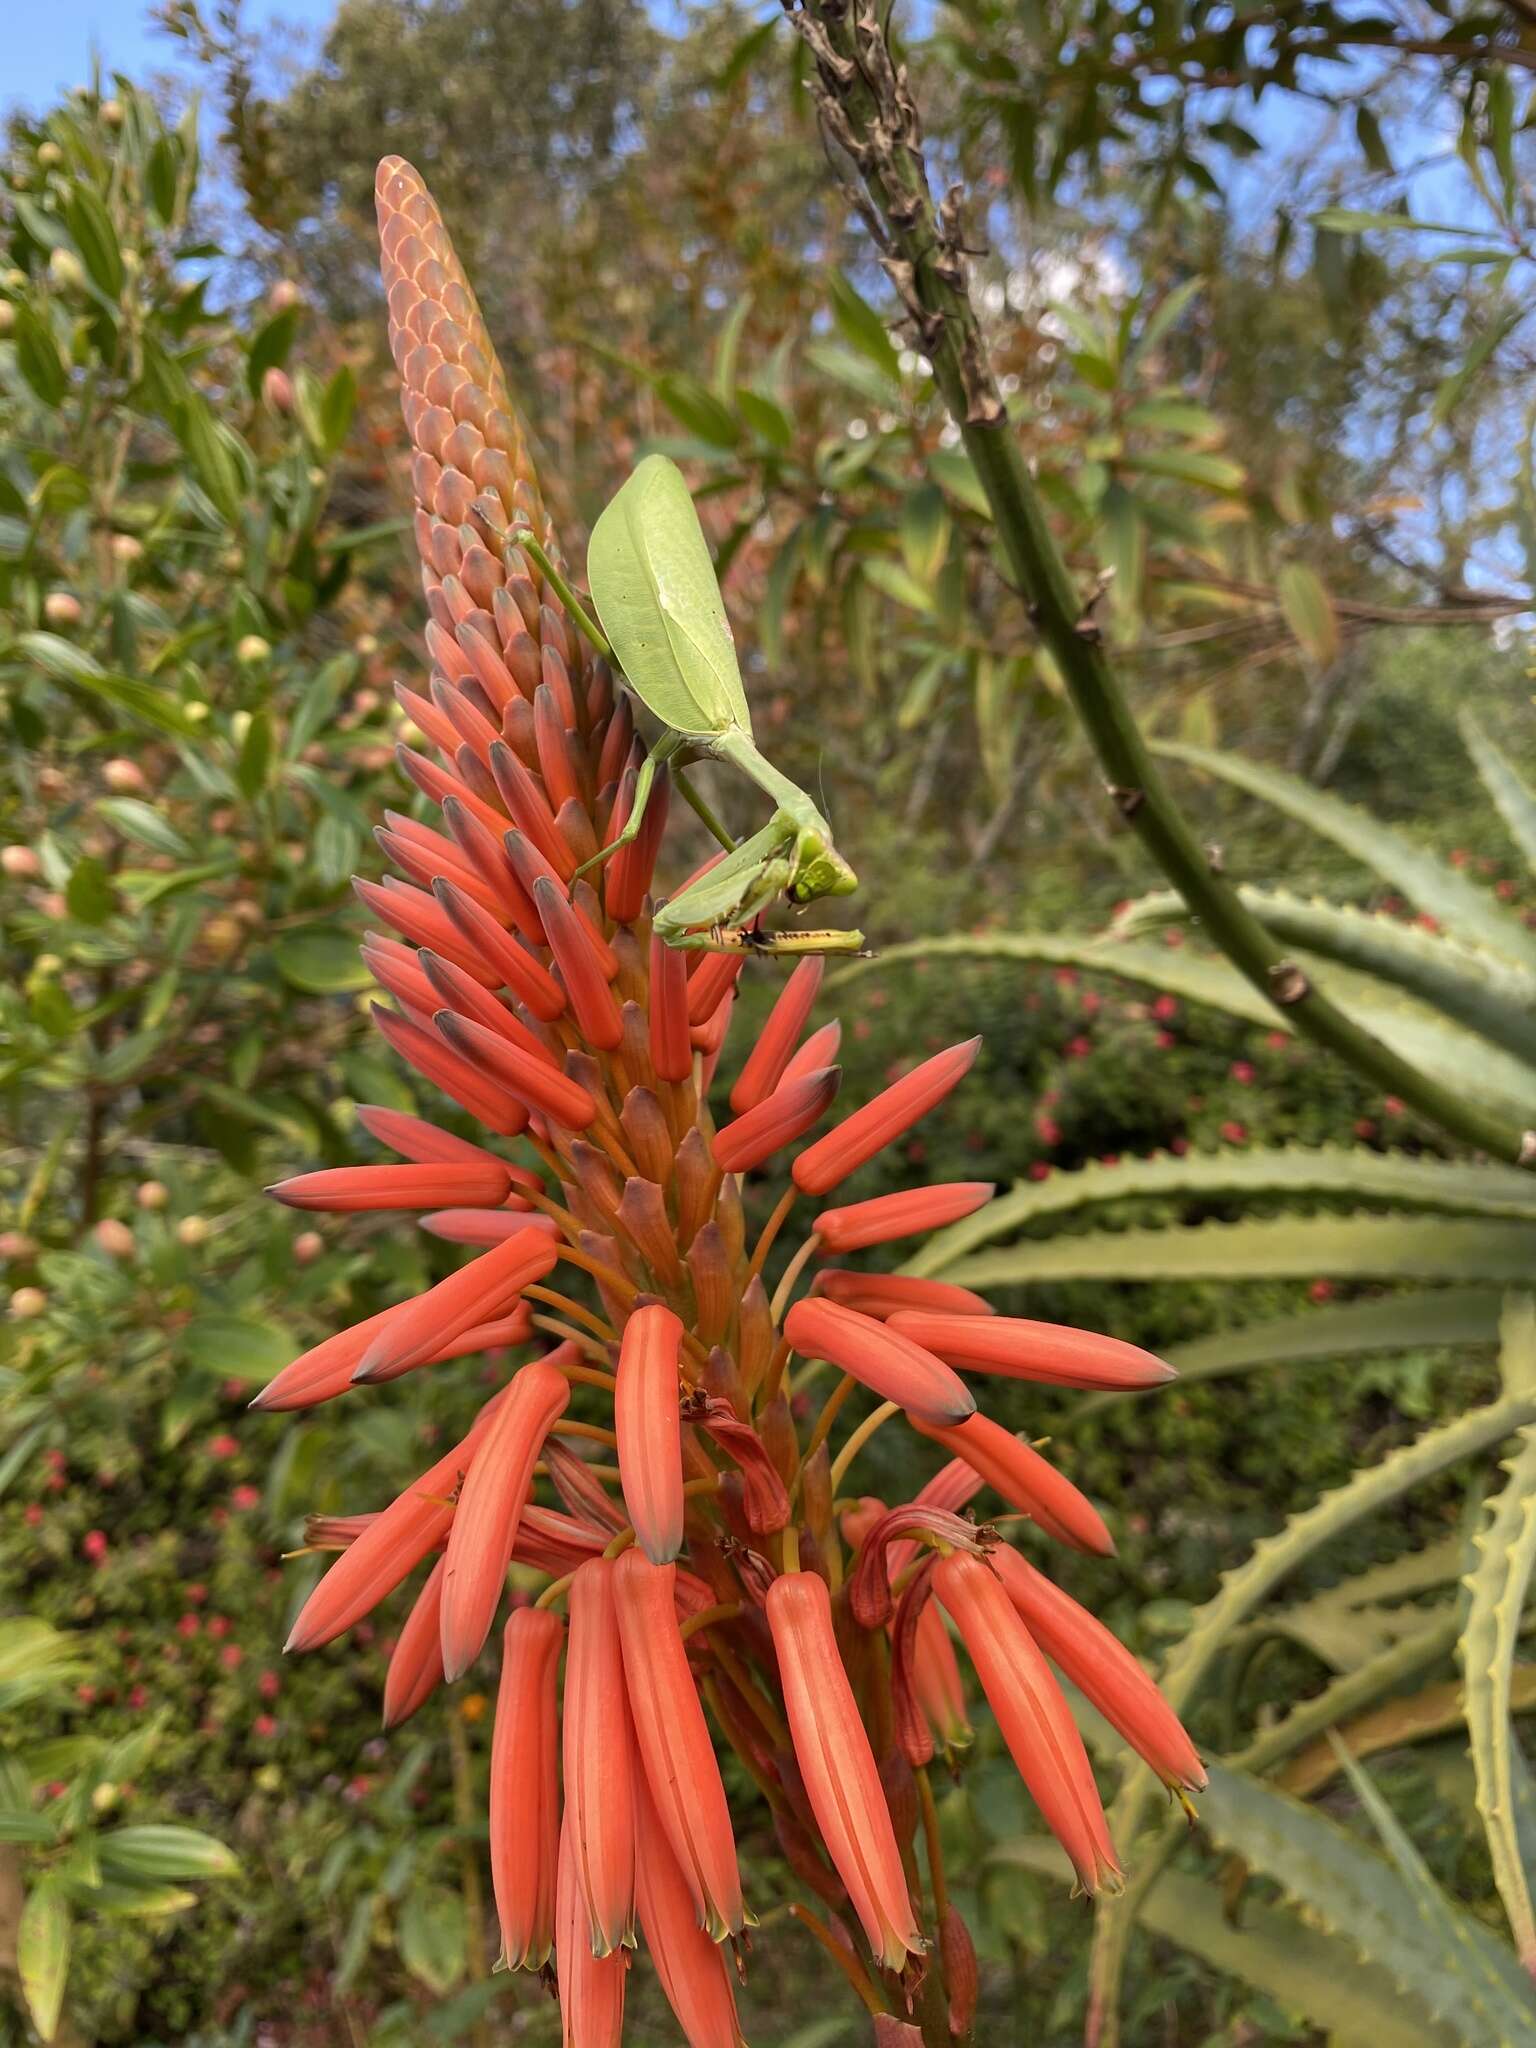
[[1433, 304, 1523, 428], [236, 708, 274, 798], [1310, 207, 1483, 237], [804, 340, 898, 409], [180, 1315, 295, 1383], [1118, 447, 1245, 492], [1356, 104, 1393, 174], [12, 306, 68, 405], [97, 1825, 238, 1882], [62, 185, 124, 297], [995, 1840, 1446, 2048], [95, 796, 193, 858], [941, 1213, 1536, 1291], [1117, 883, 1536, 1064], [1126, 277, 1204, 368], [270, 927, 369, 995], [247, 304, 301, 397], [1460, 1423, 1536, 1972], [1124, 398, 1224, 439], [1460, 713, 1536, 878], [899, 482, 951, 585], [1152, 740, 1536, 964], [711, 294, 753, 404], [17, 631, 108, 686], [146, 136, 182, 223], [18, 1877, 71, 2042], [1195, 1759, 1533, 2044], [829, 272, 901, 381], [737, 387, 792, 450], [319, 364, 357, 454], [65, 855, 115, 926], [652, 372, 740, 449], [178, 394, 244, 523], [909, 1147, 1536, 1278], [289, 653, 357, 755], [1276, 561, 1339, 667], [862, 556, 934, 614], [398, 1885, 466, 1995], [1153, 1287, 1504, 1393], [1334, 1742, 1536, 2039]]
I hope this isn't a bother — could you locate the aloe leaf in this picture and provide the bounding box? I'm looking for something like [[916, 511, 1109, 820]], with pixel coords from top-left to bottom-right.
[[1461, 713, 1536, 878], [1331, 1741, 1536, 2036], [941, 1214, 1536, 1291], [1153, 739, 1536, 965], [908, 1148, 1536, 1279], [996, 1837, 1454, 2048], [1459, 1422, 1536, 1972], [1193, 1757, 1535, 2043], [834, 932, 1536, 1122], [1115, 883, 1536, 1064]]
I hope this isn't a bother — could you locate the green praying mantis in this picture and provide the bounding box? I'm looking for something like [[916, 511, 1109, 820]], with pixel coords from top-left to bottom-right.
[[508, 454, 863, 955]]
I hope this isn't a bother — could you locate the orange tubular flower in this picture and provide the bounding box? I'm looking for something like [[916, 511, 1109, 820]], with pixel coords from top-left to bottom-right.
[[612, 1549, 744, 1942], [815, 1270, 994, 1321], [729, 958, 824, 1113], [556, 1813, 627, 2047], [615, 1304, 686, 1565], [439, 1357, 570, 1678], [813, 1180, 995, 1253], [352, 1223, 558, 1386], [634, 1771, 746, 2048], [933, 1551, 1121, 1896], [258, 159, 1199, 2046], [784, 1297, 974, 1427], [990, 1546, 1205, 1792], [267, 1161, 514, 1212], [792, 1036, 982, 1196], [490, 1607, 562, 1970], [563, 1560, 638, 1957], [382, 1557, 447, 1729], [711, 1066, 841, 1175], [911, 1410, 1114, 1555], [766, 1571, 925, 1971], [887, 1310, 1175, 1392]]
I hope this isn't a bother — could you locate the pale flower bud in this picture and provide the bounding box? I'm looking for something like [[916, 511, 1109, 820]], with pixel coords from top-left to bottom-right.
[[8, 1287, 47, 1320]]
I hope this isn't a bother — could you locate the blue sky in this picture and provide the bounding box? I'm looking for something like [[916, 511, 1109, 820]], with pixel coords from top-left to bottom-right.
[[4, 0, 338, 124]]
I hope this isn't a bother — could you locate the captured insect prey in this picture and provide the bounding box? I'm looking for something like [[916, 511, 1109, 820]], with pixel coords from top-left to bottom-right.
[[504, 454, 863, 954]]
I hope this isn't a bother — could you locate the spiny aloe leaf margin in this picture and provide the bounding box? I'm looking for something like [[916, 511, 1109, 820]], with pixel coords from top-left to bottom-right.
[[1459, 1420, 1536, 1973], [908, 1146, 1536, 1278]]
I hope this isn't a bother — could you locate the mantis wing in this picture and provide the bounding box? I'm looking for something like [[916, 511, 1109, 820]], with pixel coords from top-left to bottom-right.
[[587, 454, 753, 742]]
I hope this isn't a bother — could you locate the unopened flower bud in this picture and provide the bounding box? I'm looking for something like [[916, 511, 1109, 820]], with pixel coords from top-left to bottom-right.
[[48, 248, 85, 293], [0, 1233, 37, 1262], [94, 1218, 135, 1260], [109, 533, 143, 564], [1, 845, 41, 879], [354, 632, 379, 656], [102, 756, 145, 793], [100, 99, 124, 128], [0, 304, 14, 337], [135, 1180, 167, 1211], [293, 1231, 324, 1265], [236, 634, 271, 665], [37, 142, 63, 170], [91, 1780, 119, 1812], [261, 366, 294, 412], [268, 279, 300, 313], [176, 1215, 211, 1247], [43, 591, 82, 627], [9, 1287, 47, 1320]]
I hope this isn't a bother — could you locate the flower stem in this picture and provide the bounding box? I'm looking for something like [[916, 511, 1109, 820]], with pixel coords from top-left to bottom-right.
[[769, 1230, 821, 1323], [828, 1400, 900, 1493], [788, 1903, 888, 2018], [747, 1186, 798, 1286], [788, 0, 1536, 1172]]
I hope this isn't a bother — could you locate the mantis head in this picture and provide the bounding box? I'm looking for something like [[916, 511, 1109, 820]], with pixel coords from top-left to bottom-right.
[[788, 829, 858, 906]]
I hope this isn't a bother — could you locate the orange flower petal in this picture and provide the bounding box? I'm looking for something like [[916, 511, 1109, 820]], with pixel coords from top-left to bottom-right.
[[615, 1304, 686, 1564], [910, 1410, 1113, 1555], [439, 1357, 570, 1678], [766, 1570, 925, 1971], [933, 1551, 1120, 1895], [435, 1009, 598, 1130], [612, 1549, 744, 1941], [556, 1811, 627, 2046], [887, 1311, 1175, 1391], [489, 1613, 561, 1966], [634, 1768, 746, 2048], [381, 1557, 447, 1729], [792, 1036, 981, 1197], [784, 1297, 974, 1427], [711, 1066, 841, 1176], [648, 932, 692, 1083], [812, 1181, 994, 1253], [564, 1559, 638, 1956], [267, 1162, 513, 1212], [729, 958, 824, 1113], [353, 1224, 558, 1386], [815, 1271, 994, 1321]]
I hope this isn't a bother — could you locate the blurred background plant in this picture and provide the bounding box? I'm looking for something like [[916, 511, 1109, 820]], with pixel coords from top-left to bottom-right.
[[3, 0, 1536, 2042]]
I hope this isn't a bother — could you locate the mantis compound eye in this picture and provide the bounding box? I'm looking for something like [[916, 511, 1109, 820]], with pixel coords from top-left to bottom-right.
[[789, 841, 859, 904]]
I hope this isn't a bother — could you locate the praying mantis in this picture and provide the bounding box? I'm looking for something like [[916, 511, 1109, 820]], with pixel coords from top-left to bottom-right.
[[510, 454, 863, 955]]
